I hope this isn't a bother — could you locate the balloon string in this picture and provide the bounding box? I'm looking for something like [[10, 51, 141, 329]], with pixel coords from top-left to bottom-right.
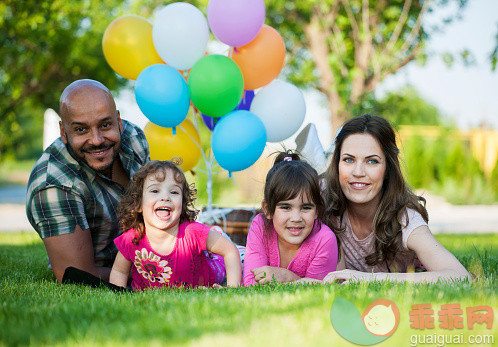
[[182, 117, 203, 155], [190, 107, 215, 211]]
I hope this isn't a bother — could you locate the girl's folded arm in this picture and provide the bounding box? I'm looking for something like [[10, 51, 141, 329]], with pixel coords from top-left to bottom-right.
[[109, 251, 132, 287], [244, 215, 303, 284], [252, 265, 300, 284], [303, 232, 339, 281], [206, 230, 242, 287], [243, 216, 270, 286]]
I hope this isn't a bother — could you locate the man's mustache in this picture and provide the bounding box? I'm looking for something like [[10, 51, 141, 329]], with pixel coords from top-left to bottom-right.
[[82, 143, 114, 153]]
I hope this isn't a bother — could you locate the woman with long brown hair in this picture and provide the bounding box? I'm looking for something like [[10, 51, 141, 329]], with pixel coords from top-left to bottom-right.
[[321, 115, 470, 283]]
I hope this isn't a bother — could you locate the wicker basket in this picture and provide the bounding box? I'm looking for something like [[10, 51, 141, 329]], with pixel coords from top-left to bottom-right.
[[199, 207, 261, 246]]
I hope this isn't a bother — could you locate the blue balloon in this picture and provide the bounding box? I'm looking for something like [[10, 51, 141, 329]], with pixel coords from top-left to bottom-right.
[[211, 110, 267, 173], [135, 64, 190, 129]]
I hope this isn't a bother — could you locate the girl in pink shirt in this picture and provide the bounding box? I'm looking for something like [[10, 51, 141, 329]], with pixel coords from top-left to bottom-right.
[[243, 151, 338, 286], [110, 160, 242, 290]]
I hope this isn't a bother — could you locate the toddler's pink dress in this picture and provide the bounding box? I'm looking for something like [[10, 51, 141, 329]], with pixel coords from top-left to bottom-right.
[[114, 221, 226, 290]]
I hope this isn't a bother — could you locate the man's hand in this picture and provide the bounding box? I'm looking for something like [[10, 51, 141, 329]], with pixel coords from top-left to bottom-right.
[[42, 225, 111, 282]]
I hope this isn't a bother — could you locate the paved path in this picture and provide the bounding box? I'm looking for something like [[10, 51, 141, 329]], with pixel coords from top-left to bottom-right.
[[423, 200, 498, 233], [0, 204, 31, 232], [2, 195, 498, 233]]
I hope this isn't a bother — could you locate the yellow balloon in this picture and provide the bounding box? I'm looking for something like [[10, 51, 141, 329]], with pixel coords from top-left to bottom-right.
[[144, 119, 202, 172], [102, 15, 164, 80]]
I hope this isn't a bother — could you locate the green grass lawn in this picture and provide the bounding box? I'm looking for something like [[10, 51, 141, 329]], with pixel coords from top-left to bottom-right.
[[1, 232, 496, 346]]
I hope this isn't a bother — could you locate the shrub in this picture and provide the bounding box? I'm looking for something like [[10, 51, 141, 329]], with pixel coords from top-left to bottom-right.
[[401, 129, 497, 204]]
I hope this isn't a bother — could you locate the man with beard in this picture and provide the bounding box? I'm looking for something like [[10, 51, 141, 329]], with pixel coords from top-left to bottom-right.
[[26, 79, 149, 282]]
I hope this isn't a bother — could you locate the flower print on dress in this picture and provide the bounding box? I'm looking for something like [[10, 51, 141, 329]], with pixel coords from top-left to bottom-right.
[[134, 248, 172, 283]]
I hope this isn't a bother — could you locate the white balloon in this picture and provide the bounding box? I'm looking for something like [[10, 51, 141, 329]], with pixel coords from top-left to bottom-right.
[[250, 80, 306, 142], [152, 3, 209, 70]]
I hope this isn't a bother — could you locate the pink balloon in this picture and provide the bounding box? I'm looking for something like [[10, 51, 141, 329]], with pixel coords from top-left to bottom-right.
[[207, 0, 265, 47]]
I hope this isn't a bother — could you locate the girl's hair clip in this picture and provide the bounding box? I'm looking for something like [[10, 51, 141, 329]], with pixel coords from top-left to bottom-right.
[[283, 156, 292, 162], [171, 156, 183, 166]]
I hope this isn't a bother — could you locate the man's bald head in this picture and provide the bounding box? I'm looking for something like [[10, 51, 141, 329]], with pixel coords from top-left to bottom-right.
[[59, 79, 116, 122], [58, 79, 123, 176]]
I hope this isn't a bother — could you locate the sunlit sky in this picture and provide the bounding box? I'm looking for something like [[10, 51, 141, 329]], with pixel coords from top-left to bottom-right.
[[116, 0, 498, 149], [378, 0, 498, 130]]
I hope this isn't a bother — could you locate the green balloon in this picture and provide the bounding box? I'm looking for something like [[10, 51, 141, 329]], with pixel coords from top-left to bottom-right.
[[188, 55, 244, 117]]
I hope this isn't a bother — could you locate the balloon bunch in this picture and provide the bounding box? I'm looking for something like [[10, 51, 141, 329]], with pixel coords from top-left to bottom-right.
[[102, 0, 306, 176]]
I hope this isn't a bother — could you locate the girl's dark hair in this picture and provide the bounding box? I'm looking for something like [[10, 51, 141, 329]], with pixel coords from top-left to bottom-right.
[[323, 114, 428, 266], [263, 150, 324, 232], [118, 160, 198, 245]]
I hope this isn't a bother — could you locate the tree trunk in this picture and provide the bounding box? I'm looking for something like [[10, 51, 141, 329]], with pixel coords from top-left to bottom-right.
[[326, 90, 347, 137], [350, 41, 370, 104], [304, 14, 347, 139]]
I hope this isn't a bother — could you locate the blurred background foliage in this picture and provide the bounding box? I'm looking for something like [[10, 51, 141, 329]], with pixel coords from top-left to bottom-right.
[[0, 0, 496, 205], [401, 131, 497, 205], [364, 86, 498, 204], [0, 0, 130, 161]]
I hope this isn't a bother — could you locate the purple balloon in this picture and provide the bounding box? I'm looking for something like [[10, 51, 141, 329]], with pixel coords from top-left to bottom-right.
[[207, 0, 265, 47], [235, 90, 255, 111], [202, 90, 255, 131], [202, 113, 221, 131]]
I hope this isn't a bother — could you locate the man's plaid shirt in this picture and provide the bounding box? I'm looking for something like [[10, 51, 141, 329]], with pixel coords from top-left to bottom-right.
[[26, 120, 149, 267]]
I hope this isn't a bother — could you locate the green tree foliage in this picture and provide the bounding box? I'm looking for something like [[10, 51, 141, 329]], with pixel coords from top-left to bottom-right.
[[0, 0, 130, 161], [370, 86, 443, 126], [0, 101, 43, 161], [264, 0, 469, 133], [491, 22, 498, 71], [491, 161, 498, 194]]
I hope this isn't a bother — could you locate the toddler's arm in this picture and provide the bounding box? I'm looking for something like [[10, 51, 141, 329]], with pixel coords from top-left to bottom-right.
[[109, 251, 132, 288], [206, 230, 242, 287]]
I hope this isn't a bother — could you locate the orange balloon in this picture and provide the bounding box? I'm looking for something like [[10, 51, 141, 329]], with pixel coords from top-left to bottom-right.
[[103, 15, 164, 80], [144, 119, 202, 172], [231, 25, 286, 90]]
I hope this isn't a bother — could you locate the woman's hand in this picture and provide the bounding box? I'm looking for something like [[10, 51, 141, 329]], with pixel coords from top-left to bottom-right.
[[323, 269, 374, 284], [251, 266, 300, 284]]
